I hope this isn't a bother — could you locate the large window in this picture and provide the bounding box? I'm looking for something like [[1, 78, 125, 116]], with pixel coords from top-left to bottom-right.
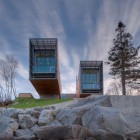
[[82, 69, 100, 89], [33, 50, 56, 73]]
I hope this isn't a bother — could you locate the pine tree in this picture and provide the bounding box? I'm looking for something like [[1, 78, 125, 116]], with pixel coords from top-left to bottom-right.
[[106, 21, 140, 95]]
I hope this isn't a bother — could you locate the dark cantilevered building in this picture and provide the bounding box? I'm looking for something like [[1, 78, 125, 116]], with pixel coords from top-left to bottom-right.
[[76, 61, 103, 98], [29, 38, 61, 99]]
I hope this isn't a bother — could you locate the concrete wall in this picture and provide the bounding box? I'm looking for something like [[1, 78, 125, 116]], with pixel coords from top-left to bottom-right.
[[110, 95, 140, 115]]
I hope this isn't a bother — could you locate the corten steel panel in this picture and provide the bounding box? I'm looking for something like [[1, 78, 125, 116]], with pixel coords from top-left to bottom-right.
[[29, 38, 61, 99], [30, 79, 60, 98], [56, 42, 62, 94]]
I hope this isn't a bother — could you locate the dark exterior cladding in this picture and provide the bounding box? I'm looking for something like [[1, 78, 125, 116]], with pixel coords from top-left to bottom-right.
[[76, 61, 103, 98], [29, 38, 61, 99]]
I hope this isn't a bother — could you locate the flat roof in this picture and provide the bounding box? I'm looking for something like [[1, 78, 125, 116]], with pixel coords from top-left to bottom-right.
[[80, 61, 103, 67], [30, 38, 57, 49]]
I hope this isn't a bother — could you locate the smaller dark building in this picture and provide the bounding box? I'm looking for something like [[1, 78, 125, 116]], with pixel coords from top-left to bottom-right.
[[76, 61, 103, 98]]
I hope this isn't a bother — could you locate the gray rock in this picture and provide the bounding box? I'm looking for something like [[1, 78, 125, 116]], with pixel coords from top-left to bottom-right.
[[85, 137, 96, 140], [0, 116, 13, 140], [0, 107, 7, 116], [56, 107, 88, 125], [72, 96, 112, 109], [93, 129, 124, 140], [15, 129, 34, 137], [125, 131, 140, 140], [82, 105, 140, 134], [0, 127, 13, 140], [7, 108, 16, 117], [35, 125, 94, 139], [15, 109, 25, 114], [24, 108, 34, 114], [48, 100, 77, 110], [18, 114, 36, 129], [52, 108, 61, 117], [82, 106, 105, 130], [48, 120, 62, 126], [9, 118, 19, 131], [12, 109, 25, 119], [43, 106, 56, 110], [30, 124, 39, 131], [32, 110, 40, 118], [33, 107, 43, 112], [14, 135, 36, 140], [38, 110, 54, 126]]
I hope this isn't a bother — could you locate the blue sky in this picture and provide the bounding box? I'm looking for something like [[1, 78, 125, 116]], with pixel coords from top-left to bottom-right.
[[0, 0, 140, 98]]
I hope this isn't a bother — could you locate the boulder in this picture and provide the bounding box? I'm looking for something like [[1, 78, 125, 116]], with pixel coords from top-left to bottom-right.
[[11, 109, 25, 119], [33, 107, 43, 112], [38, 110, 54, 126], [48, 120, 62, 127], [73, 96, 112, 109], [35, 125, 94, 139], [24, 108, 34, 114], [93, 129, 124, 140], [30, 124, 39, 131], [43, 106, 56, 110], [82, 105, 140, 134], [0, 107, 7, 116], [85, 138, 96, 140], [0, 116, 13, 140], [18, 114, 36, 129], [7, 108, 16, 117], [9, 118, 19, 131], [56, 108, 88, 125], [14, 135, 36, 140], [15, 128, 34, 137], [82, 106, 104, 130], [125, 131, 140, 140], [0, 127, 13, 140], [32, 110, 40, 118]]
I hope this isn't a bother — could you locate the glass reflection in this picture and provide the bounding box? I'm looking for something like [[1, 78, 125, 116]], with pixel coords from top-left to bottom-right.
[[82, 69, 100, 89], [33, 50, 56, 73]]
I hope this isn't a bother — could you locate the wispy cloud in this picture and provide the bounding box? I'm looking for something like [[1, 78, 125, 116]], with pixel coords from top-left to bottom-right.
[[18, 63, 28, 80], [0, 0, 140, 96]]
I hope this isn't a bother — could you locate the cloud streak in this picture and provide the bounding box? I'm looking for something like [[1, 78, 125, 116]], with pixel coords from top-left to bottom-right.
[[0, 0, 140, 96]]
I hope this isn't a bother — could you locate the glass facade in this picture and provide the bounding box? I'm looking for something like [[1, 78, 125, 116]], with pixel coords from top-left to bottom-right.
[[33, 50, 56, 73], [82, 69, 100, 89]]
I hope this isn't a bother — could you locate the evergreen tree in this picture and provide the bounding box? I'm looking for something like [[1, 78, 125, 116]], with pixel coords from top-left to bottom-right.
[[106, 21, 140, 95]]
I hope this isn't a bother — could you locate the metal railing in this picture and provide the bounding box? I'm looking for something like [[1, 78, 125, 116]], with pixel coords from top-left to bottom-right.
[[82, 83, 101, 90], [32, 66, 56, 73]]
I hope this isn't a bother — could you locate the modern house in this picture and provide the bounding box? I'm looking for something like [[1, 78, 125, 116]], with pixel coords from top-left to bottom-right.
[[29, 38, 61, 99], [76, 61, 103, 98]]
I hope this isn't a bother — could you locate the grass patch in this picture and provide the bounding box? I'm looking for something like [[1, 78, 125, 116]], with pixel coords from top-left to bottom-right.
[[8, 97, 72, 109]]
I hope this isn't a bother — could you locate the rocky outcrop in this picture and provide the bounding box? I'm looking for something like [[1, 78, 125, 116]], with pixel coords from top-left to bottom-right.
[[35, 125, 94, 139], [1, 95, 140, 140], [38, 110, 54, 126], [18, 114, 36, 129], [0, 116, 14, 140]]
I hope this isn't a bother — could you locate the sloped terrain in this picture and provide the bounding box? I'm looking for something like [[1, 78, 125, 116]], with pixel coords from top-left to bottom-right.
[[9, 97, 72, 109], [0, 95, 140, 140]]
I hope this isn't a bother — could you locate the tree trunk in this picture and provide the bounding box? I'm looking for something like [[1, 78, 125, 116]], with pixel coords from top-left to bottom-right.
[[120, 29, 126, 95], [121, 71, 126, 95]]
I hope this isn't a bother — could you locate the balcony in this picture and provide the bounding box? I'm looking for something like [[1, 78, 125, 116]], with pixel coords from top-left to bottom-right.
[[32, 66, 56, 73]]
